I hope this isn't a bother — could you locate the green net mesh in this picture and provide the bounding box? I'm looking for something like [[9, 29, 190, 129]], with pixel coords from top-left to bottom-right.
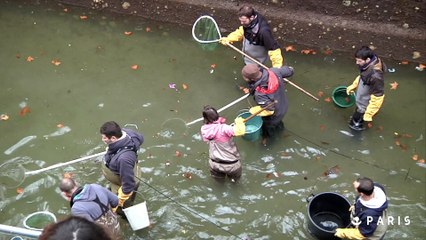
[[192, 16, 221, 51]]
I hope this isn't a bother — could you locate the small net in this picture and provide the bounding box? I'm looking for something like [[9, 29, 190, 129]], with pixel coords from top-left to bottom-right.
[[192, 15, 222, 51]]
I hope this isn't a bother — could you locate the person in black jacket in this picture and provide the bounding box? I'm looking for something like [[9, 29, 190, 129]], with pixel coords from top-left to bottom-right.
[[220, 5, 284, 68], [100, 121, 144, 214]]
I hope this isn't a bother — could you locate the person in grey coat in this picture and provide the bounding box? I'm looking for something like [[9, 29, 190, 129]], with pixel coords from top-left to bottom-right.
[[59, 177, 120, 237]]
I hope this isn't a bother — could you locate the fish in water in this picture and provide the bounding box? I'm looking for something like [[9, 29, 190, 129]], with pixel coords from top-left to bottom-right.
[[4, 135, 37, 155]]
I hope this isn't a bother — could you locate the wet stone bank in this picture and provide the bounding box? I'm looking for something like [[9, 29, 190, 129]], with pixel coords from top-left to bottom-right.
[[53, 0, 426, 63]]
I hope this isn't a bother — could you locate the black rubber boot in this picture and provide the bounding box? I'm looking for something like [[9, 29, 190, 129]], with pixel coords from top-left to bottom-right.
[[348, 117, 365, 131]]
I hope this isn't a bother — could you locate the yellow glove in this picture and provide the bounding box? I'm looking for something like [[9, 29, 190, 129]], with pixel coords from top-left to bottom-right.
[[233, 117, 246, 136], [334, 228, 365, 239], [346, 76, 360, 95], [364, 94, 384, 121], [219, 27, 244, 46], [249, 106, 274, 117], [112, 187, 133, 212], [268, 48, 284, 68]]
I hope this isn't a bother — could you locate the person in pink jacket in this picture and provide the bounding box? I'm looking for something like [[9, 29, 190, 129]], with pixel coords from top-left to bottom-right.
[[200, 106, 246, 181]]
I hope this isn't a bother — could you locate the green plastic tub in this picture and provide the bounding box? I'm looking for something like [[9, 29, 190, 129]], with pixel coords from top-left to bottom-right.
[[332, 86, 355, 108], [237, 112, 263, 142]]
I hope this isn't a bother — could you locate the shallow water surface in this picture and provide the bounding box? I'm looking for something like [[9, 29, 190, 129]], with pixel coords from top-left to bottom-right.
[[0, 2, 425, 239]]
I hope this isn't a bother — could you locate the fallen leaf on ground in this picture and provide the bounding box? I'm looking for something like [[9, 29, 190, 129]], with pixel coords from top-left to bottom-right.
[[131, 64, 138, 70], [124, 31, 133, 35], [285, 45, 296, 52], [19, 106, 31, 116], [26, 56, 34, 62], [322, 49, 333, 55], [390, 81, 399, 90]]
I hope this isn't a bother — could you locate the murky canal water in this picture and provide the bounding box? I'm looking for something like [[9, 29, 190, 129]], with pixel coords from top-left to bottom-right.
[[0, 1, 425, 239]]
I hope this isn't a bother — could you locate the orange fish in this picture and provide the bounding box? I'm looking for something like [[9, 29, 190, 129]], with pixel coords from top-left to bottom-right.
[[19, 106, 31, 116]]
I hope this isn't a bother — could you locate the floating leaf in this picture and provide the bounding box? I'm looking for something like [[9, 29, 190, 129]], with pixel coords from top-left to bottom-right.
[[63, 8, 68, 12], [301, 49, 316, 55], [324, 97, 331, 102], [367, 122, 373, 128], [168, 83, 176, 89], [1, 114, 9, 121], [26, 56, 34, 62], [317, 91, 324, 97], [16, 188, 24, 194], [124, 31, 133, 36], [322, 49, 333, 55], [319, 125, 326, 131], [210, 64, 216, 68], [183, 172, 192, 179], [57, 123, 64, 128], [51, 59, 61, 66], [412, 154, 419, 161], [145, 27, 151, 32], [242, 87, 250, 94], [175, 150, 182, 157], [80, 15, 88, 20], [63, 172, 74, 178], [390, 81, 399, 90], [19, 106, 31, 116], [182, 83, 188, 90], [418, 159, 425, 164], [400, 60, 409, 65], [131, 64, 138, 70]]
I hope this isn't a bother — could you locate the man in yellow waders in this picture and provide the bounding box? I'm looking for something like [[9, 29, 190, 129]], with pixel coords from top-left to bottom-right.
[[100, 121, 144, 215]]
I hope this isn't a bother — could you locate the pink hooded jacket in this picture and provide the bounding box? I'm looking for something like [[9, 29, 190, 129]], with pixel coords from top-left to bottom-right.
[[201, 117, 235, 142]]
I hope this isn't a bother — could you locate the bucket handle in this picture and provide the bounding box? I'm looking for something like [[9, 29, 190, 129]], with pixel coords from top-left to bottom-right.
[[306, 193, 315, 203]]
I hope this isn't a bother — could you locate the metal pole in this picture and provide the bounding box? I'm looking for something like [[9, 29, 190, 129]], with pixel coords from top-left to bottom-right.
[[0, 224, 41, 238]]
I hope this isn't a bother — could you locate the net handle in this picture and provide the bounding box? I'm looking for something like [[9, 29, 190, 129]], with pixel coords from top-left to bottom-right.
[[191, 15, 222, 43]]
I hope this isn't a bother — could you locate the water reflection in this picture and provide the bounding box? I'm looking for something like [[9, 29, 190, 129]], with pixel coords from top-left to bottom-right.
[[0, 1, 425, 240]]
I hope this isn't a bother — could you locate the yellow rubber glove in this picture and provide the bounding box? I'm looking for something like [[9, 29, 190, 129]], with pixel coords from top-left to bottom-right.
[[112, 187, 133, 212], [346, 76, 360, 95], [219, 27, 244, 46], [233, 117, 246, 136], [364, 94, 384, 121], [249, 106, 274, 117], [268, 48, 284, 68], [334, 228, 365, 239]]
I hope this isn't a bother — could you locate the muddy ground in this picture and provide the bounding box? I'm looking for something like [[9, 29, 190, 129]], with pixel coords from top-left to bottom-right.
[[50, 0, 425, 63]]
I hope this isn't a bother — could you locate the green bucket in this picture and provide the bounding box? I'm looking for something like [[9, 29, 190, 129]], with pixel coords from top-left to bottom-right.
[[237, 112, 263, 142], [23, 211, 56, 231], [332, 86, 355, 108]]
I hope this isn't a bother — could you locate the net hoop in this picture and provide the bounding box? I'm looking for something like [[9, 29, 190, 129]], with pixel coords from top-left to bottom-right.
[[192, 15, 222, 44]]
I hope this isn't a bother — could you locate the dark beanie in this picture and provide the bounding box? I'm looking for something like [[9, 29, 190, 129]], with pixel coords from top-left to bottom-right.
[[242, 64, 262, 81]]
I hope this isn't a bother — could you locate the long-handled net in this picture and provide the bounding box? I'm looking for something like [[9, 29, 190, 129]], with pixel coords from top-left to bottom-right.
[[192, 15, 222, 51]]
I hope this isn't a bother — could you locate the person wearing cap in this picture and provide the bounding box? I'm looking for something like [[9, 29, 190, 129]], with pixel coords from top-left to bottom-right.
[[219, 5, 283, 68], [200, 106, 246, 181], [241, 63, 293, 143], [346, 46, 386, 131], [59, 177, 120, 237]]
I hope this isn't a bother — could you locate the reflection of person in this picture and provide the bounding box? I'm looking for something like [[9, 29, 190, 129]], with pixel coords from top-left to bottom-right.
[[347, 46, 386, 131], [219, 5, 283, 68], [100, 121, 144, 214], [201, 106, 245, 181], [59, 177, 120, 237], [241, 64, 293, 143], [39, 216, 114, 240], [335, 177, 388, 240]]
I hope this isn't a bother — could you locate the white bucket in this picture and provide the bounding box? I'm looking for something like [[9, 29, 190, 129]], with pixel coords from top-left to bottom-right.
[[123, 201, 150, 231]]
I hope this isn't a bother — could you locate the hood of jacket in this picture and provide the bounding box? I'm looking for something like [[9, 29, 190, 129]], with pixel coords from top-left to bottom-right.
[[107, 128, 144, 154]]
